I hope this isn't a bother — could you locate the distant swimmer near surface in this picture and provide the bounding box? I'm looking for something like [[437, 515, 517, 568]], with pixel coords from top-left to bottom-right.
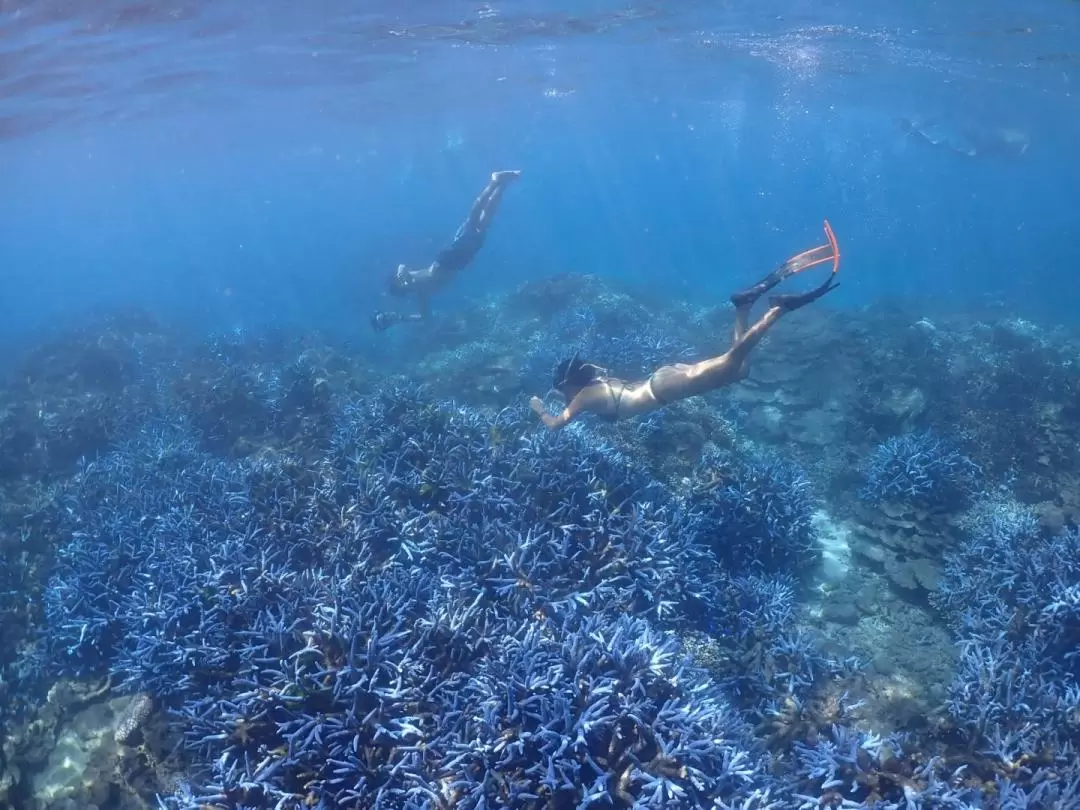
[[371, 170, 522, 332], [896, 117, 1030, 160], [530, 221, 841, 431]]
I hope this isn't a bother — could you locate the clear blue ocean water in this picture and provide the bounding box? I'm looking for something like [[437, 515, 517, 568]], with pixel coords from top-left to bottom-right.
[[4, 5, 1080, 809], [2, 1, 1076, 342]]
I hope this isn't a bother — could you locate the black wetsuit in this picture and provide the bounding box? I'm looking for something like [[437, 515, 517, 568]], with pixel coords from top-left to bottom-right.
[[372, 171, 519, 332]]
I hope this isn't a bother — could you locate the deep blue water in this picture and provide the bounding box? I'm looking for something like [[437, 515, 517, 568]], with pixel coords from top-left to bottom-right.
[[1, 0, 1078, 342], [5, 5, 1080, 807]]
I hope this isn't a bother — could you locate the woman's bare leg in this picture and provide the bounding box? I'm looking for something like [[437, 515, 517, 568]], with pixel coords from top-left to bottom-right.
[[648, 345, 751, 402], [676, 284, 816, 396], [727, 250, 825, 374], [725, 266, 840, 370], [733, 305, 751, 342], [731, 305, 753, 375], [727, 220, 840, 372], [649, 281, 824, 402], [667, 258, 839, 392], [723, 306, 786, 371], [652, 301, 786, 397]]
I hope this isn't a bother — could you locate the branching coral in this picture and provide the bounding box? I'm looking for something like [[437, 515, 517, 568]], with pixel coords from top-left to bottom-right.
[[859, 430, 982, 510], [432, 615, 769, 810], [684, 447, 820, 578], [17, 290, 1080, 810], [702, 575, 838, 709], [172, 331, 343, 458], [791, 726, 985, 809], [43, 381, 814, 810], [932, 494, 1080, 789]]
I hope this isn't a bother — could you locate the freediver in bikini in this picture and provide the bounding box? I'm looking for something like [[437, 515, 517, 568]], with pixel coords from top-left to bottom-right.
[[530, 220, 841, 430], [371, 170, 522, 332]]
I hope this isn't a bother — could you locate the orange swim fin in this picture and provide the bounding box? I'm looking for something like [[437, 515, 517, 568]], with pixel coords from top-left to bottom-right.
[[783, 219, 840, 276], [823, 219, 840, 274]]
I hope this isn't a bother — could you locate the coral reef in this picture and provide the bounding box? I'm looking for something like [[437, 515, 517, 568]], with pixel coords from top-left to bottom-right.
[[684, 446, 821, 579], [932, 494, 1080, 780], [858, 431, 982, 510], [847, 499, 956, 601], [36, 377, 812, 808], [0, 679, 167, 809], [1, 276, 1080, 808], [0, 310, 186, 482]]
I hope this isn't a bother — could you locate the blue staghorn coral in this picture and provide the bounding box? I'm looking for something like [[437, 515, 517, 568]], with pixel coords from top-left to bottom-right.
[[159, 612, 777, 810], [683, 446, 821, 579], [45, 382, 827, 809], [33, 342, 1079, 808], [931, 493, 1080, 793], [790, 724, 989, 809], [11, 292, 1080, 810], [858, 430, 982, 510]]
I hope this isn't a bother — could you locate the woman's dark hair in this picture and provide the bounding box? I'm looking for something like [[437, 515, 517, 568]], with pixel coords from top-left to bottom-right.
[[553, 353, 607, 396]]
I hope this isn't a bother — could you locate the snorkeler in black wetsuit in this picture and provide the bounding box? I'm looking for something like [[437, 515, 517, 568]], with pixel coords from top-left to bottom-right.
[[371, 170, 522, 332]]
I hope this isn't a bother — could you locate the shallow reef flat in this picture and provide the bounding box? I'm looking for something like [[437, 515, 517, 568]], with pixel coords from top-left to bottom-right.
[[1, 276, 1078, 810]]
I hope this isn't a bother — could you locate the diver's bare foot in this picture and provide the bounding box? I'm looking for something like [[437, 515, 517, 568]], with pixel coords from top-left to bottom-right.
[[492, 170, 522, 183]]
